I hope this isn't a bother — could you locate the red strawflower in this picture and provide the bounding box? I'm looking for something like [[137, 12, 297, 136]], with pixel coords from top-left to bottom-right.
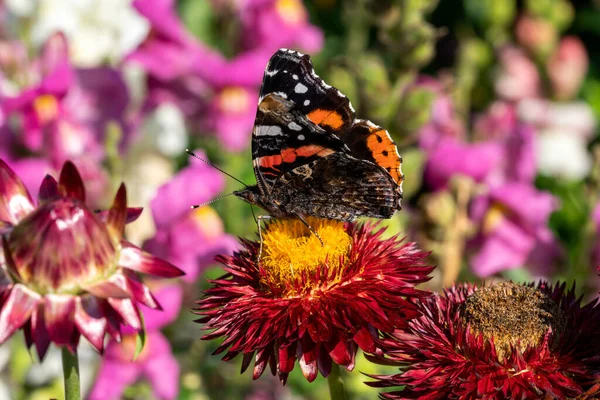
[[194, 218, 433, 384], [367, 281, 600, 399], [0, 160, 184, 359]]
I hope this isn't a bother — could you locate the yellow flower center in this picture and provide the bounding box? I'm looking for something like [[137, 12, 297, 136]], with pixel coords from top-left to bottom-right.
[[482, 202, 509, 234], [275, 0, 306, 26], [218, 86, 250, 115], [33, 94, 59, 124], [261, 218, 352, 296]]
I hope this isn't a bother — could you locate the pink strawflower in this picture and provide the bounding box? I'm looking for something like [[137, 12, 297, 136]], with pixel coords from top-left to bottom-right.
[[0, 160, 183, 359]]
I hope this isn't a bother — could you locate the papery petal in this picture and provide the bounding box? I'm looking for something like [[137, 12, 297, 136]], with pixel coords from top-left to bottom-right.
[[57, 161, 85, 202], [96, 207, 144, 224], [106, 184, 127, 240], [120, 241, 184, 277], [74, 296, 107, 353], [30, 303, 51, 360], [38, 175, 59, 204], [0, 160, 35, 225], [107, 298, 142, 331], [0, 284, 40, 343], [44, 294, 76, 349], [123, 270, 160, 310]]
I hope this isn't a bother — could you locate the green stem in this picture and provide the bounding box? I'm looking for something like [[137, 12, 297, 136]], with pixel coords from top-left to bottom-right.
[[62, 347, 81, 400], [327, 363, 348, 400]]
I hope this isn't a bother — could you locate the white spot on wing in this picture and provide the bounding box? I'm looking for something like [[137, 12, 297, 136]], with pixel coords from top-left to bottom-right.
[[304, 100, 310, 106], [288, 122, 302, 131], [273, 91, 288, 99], [294, 83, 308, 93], [265, 69, 278, 77], [293, 74, 298, 80], [297, 134, 305, 140], [255, 125, 284, 136]]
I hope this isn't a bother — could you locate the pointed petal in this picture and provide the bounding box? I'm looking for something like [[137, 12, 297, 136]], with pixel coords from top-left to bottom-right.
[[58, 161, 85, 202], [31, 303, 51, 360], [74, 296, 107, 353], [44, 294, 76, 347], [0, 284, 40, 343], [83, 273, 131, 298], [119, 241, 184, 278], [101, 300, 122, 342], [107, 298, 142, 331], [0, 159, 34, 225], [122, 270, 160, 310], [106, 183, 127, 240], [96, 207, 143, 225], [38, 175, 59, 204]]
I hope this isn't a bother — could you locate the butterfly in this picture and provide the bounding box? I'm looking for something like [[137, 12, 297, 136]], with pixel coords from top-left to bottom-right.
[[233, 49, 404, 245]]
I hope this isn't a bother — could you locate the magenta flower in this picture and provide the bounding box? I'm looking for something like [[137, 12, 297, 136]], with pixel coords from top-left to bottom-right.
[[89, 284, 183, 400], [414, 77, 465, 152], [3, 33, 129, 161], [0, 160, 183, 359], [424, 102, 536, 191], [129, 0, 269, 150], [143, 153, 238, 282], [2, 34, 130, 202], [423, 138, 503, 191], [237, 0, 324, 54], [469, 183, 560, 277]]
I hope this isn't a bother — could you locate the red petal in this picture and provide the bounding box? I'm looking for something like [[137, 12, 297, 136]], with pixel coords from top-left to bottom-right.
[[119, 241, 184, 278], [44, 294, 76, 349], [74, 296, 107, 353], [0, 159, 34, 225], [327, 340, 352, 366], [353, 327, 377, 353], [107, 298, 141, 330], [0, 284, 39, 343], [38, 175, 59, 204], [58, 161, 85, 202], [317, 348, 332, 378], [31, 303, 51, 360], [106, 183, 127, 240], [278, 344, 296, 373]]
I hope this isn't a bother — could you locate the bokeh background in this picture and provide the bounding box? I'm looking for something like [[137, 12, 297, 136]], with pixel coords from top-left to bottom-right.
[[1, 0, 600, 398]]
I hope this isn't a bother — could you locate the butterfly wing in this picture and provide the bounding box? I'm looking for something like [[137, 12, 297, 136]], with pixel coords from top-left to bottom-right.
[[273, 152, 402, 221], [251, 49, 357, 194]]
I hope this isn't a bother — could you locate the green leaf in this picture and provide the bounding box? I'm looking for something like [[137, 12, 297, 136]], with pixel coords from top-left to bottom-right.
[[133, 311, 147, 361]]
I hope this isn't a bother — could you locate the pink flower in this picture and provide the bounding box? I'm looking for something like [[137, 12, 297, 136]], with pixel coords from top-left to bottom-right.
[[237, 0, 324, 54], [0, 160, 183, 359], [469, 183, 560, 277], [143, 152, 238, 282], [548, 36, 589, 100], [495, 46, 540, 101]]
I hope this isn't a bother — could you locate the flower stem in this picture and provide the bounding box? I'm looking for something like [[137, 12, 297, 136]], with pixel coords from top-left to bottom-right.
[[327, 364, 348, 400], [62, 347, 81, 400]]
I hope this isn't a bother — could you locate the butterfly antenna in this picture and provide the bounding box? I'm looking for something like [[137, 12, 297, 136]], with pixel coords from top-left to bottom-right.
[[250, 204, 258, 224], [191, 192, 236, 209], [186, 149, 248, 187]]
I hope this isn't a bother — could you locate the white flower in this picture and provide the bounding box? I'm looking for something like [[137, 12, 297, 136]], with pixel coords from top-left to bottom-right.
[[26, 0, 149, 67], [142, 103, 189, 157]]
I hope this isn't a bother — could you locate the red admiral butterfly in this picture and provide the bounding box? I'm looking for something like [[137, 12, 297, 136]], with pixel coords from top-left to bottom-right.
[[233, 49, 404, 232]]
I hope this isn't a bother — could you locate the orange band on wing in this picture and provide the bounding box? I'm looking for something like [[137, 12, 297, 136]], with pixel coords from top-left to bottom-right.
[[307, 109, 344, 130], [366, 129, 403, 184], [258, 146, 335, 172]]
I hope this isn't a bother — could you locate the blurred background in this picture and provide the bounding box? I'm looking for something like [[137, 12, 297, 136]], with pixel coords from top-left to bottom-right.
[[1, 0, 600, 398]]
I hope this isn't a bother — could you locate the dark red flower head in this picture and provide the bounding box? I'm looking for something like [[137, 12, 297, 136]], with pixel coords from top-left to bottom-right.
[[194, 218, 433, 384], [367, 281, 600, 399], [0, 160, 184, 359]]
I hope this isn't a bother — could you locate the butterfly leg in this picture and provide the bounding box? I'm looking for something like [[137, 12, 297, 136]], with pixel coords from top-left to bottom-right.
[[294, 213, 324, 247], [256, 215, 273, 263]]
